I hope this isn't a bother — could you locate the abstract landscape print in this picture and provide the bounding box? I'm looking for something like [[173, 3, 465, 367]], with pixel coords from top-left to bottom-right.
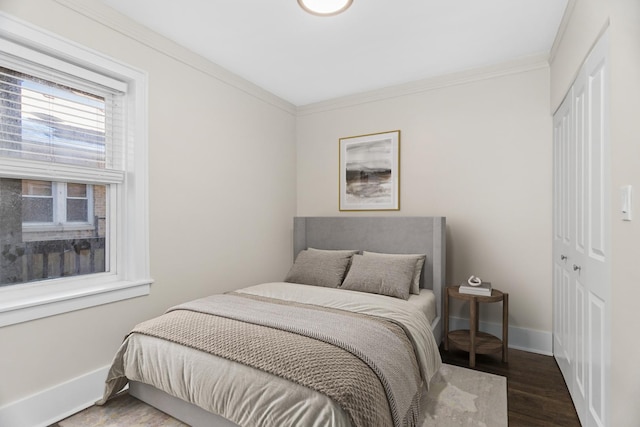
[[339, 130, 400, 211]]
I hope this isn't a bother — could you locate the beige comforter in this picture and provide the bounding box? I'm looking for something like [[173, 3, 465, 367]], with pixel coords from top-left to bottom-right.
[[99, 282, 442, 427]]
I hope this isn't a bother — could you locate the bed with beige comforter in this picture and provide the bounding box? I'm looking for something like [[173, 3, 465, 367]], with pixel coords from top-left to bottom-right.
[[99, 282, 441, 427]]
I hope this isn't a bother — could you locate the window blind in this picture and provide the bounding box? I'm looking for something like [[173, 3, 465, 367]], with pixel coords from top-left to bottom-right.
[[0, 63, 125, 184]]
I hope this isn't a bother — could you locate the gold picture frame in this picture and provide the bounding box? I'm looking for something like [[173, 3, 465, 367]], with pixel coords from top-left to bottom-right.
[[339, 130, 400, 211]]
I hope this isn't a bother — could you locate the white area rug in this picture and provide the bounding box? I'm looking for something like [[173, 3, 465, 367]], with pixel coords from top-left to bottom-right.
[[419, 364, 508, 426], [57, 364, 507, 426]]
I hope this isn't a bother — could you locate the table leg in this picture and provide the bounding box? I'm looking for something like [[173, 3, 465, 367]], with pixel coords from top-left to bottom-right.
[[444, 289, 449, 351], [469, 296, 477, 368], [503, 293, 509, 363]]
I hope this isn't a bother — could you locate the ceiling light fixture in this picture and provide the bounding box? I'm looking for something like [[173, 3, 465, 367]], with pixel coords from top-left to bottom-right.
[[297, 0, 353, 16]]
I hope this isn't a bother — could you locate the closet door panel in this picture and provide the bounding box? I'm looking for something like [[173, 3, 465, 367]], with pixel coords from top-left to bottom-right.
[[574, 85, 586, 255], [587, 60, 607, 263], [588, 293, 606, 427], [552, 92, 573, 378]]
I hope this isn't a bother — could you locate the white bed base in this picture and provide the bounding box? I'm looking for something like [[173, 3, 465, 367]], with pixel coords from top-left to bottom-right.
[[130, 216, 447, 426], [130, 381, 239, 426]]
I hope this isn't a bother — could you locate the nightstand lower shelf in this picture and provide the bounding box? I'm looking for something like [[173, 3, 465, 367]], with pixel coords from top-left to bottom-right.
[[447, 330, 504, 355]]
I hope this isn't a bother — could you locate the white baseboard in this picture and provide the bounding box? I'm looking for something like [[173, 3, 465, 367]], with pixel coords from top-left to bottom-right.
[[0, 365, 109, 427], [448, 316, 553, 356]]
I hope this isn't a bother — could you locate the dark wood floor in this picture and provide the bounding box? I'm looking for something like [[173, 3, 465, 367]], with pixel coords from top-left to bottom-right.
[[439, 346, 581, 427]]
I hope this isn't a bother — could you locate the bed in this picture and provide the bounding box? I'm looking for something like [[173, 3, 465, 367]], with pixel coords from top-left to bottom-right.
[[99, 216, 446, 427]]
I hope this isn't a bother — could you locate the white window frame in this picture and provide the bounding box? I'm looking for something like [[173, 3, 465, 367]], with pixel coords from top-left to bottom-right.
[[60, 182, 93, 224], [0, 12, 152, 327], [22, 181, 95, 232]]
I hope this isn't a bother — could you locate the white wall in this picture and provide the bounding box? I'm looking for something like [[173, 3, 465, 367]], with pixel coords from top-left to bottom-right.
[[550, 1, 640, 425], [296, 64, 553, 344], [0, 0, 296, 414]]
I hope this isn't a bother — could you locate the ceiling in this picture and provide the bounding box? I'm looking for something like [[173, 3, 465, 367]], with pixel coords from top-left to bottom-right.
[[99, 0, 568, 107]]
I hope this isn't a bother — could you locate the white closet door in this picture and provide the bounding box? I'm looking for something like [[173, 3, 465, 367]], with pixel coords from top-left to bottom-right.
[[553, 89, 573, 381], [553, 31, 610, 427], [580, 31, 610, 427]]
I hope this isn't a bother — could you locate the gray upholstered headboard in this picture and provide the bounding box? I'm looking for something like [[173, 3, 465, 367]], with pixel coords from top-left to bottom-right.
[[293, 216, 446, 342]]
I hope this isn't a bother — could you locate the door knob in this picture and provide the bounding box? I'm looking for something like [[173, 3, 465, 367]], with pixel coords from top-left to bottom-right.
[[560, 255, 567, 261], [573, 264, 581, 272]]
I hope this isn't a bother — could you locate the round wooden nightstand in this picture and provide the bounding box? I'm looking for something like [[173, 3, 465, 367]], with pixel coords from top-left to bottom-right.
[[444, 285, 509, 368]]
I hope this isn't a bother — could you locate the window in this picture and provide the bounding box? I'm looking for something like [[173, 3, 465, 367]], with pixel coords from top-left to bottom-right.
[[66, 183, 90, 222], [22, 181, 97, 226], [0, 13, 151, 327], [22, 180, 54, 223]]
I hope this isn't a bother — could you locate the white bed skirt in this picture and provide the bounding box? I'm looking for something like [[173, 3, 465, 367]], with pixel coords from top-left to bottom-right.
[[130, 381, 239, 427]]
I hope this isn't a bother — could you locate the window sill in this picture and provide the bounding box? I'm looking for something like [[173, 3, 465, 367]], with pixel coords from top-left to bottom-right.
[[22, 223, 95, 233], [0, 275, 153, 327]]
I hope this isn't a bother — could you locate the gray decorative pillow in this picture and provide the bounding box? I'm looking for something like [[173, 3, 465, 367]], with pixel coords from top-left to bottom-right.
[[340, 254, 416, 300], [362, 251, 426, 295], [284, 249, 355, 288]]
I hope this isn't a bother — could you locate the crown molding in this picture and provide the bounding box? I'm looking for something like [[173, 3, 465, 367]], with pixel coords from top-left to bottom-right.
[[297, 53, 550, 116], [54, 0, 297, 116], [549, 0, 577, 65]]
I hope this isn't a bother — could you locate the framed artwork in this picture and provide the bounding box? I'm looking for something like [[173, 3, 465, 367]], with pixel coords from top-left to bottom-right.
[[339, 130, 400, 211]]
